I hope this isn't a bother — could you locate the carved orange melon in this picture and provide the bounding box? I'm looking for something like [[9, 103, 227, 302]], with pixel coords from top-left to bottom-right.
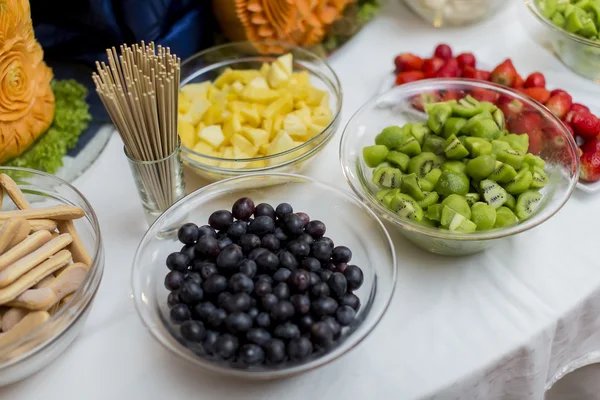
[[0, 0, 55, 163]]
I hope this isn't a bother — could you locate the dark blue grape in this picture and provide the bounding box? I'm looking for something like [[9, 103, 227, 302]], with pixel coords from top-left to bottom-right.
[[227, 220, 247, 239], [327, 272, 347, 298], [180, 320, 205, 342], [166, 252, 189, 272], [291, 294, 310, 314], [255, 312, 271, 328], [225, 312, 253, 333], [185, 272, 202, 285], [198, 225, 217, 239], [164, 270, 185, 291], [195, 262, 218, 280], [344, 265, 364, 291], [296, 233, 314, 246], [180, 244, 196, 260], [278, 251, 298, 270], [232, 197, 255, 221], [273, 268, 292, 283], [203, 330, 219, 355], [317, 237, 334, 249], [239, 234, 261, 254], [223, 292, 252, 313], [218, 236, 234, 250], [332, 246, 352, 264], [264, 339, 286, 364], [170, 303, 191, 323], [194, 236, 220, 259], [322, 316, 341, 339], [248, 247, 268, 261], [312, 297, 338, 317], [289, 269, 310, 293], [206, 308, 227, 329], [305, 220, 326, 239], [274, 322, 300, 341], [194, 302, 216, 320], [287, 337, 313, 361], [215, 334, 239, 359], [256, 251, 279, 273], [167, 290, 180, 307], [295, 212, 310, 226], [254, 203, 275, 219], [335, 305, 356, 326], [261, 293, 278, 312], [339, 293, 360, 311], [273, 282, 291, 300], [178, 223, 200, 245], [283, 213, 304, 236], [302, 257, 321, 272], [270, 300, 294, 322], [179, 281, 204, 305], [239, 259, 257, 278], [248, 216, 275, 236], [209, 210, 233, 231], [247, 328, 272, 346], [287, 241, 310, 259], [216, 244, 243, 271], [229, 273, 254, 294], [310, 321, 334, 347], [275, 203, 293, 220], [311, 241, 332, 263], [202, 274, 227, 295], [273, 227, 289, 242], [238, 344, 265, 366], [261, 234, 280, 251], [253, 280, 272, 297], [309, 272, 321, 286], [297, 314, 314, 333]]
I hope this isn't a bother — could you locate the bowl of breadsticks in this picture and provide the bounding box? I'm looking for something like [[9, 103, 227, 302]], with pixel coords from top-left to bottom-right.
[[0, 167, 103, 386]]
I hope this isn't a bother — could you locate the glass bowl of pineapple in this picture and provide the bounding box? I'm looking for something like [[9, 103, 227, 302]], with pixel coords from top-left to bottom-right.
[[178, 41, 342, 182]]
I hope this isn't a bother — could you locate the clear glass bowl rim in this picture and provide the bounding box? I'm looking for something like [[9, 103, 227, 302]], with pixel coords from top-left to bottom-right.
[[339, 78, 580, 241], [131, 172, 398, 377]]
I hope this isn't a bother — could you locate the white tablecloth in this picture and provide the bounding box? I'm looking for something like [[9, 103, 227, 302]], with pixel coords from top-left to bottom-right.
[[3, 1, 600, 399]]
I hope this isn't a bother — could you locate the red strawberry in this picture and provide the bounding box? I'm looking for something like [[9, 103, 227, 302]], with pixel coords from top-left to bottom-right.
[[476, 70, 491, 81], [470, 87, 499, 103], [571, 103, 590, 113], [422, 57, 445, 78], [564, 122, 575, 137], [545, 93, 572, 119], [578, 147, 584, 158], [550, 89, 570, 98], [456, 52, 476, 69], [524, 87, 551, 104], [571, 111, 600, 140], [512, 74, 524, 89], [580, 139, 600, 182], [394, 53, 425, 72], [395, 71, 425, 85], [462, 66, 477, 78], [436, 58, 460, 78], [491, 59, 518, 87], [441, 89, 460, 101], [498, 98, 525, 120], [433, 44, 452, 60], [524, 72, 546, 88], [511, 112, 544, 133], [410, 91, 442, 111]]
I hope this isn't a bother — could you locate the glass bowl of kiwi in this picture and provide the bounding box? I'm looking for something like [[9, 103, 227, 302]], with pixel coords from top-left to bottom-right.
[[339, 79, 579, 256]]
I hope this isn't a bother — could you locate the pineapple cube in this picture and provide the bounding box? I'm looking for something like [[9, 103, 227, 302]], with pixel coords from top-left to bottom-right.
[[191, 142, 220, 166], [221, 84, 231, 93], [186, 98, 211, 125], [267, 131, 296, 156], [275, 53, 293, 76], [293, 71, 311, 86], [232, 146, 252, 168], [197, 125, 226, 148], [193, 141, 214, 155], [294, 100, 309, 110], [262, 93, 294, 120], [180, 82, 211, 100], [202, 104, 225, 125], [230, 133, 259, 157], [178, 93, 191, 114], [241, 86, 278, 104], [243, 128, 270, 147], [267, 63, 289, 89], [223, 114, 243, 138], [272, 116, 284, 139], [259, 63, 270, 78], [233, 70, 262, 84], [248, 160, 268, 169], [213, 69, 234, 88], [178, 119, 196, 148], [289, 84, 310, 101], [240, 107, 261, 127], [259, 143, 270, 155], [208, 89, 227, 107], [231, 81, 245, 93], [261, 118, 274, 136], [306, 87, 326, 107], [293, 108, 312, 125], [307, 123, 326, 138], [220, 146, 235, 169], [319, 91, 330, 109], [249, 77, 269, 89], [179, 113, 193, 124], [283, 114, 308, 141], [311, 107, 332, 126]]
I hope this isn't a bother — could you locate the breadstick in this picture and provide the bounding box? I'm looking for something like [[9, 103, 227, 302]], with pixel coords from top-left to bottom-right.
[[29, 219, 58, 233], [0, 174, 31, 210], [0, 250, 72, 304], [7, 220, 31, 250], [35, 274, 56, 289], [0, 234, 72, 288], [0, 230, 53, 273], [6, 288, 55, 310], [0, 219, 29, 255], [0, 185, 3, 210], [0, 205, 85, 222], [57, 220, 92, 265], [0, 311, 50, 347], [1, 307, 29, 332]]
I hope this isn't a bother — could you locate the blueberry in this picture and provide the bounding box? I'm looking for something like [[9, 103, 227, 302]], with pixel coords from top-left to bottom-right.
[[311, 282, 330, 298], [302, 257, 321, 272], [209, 210, 234, 231], [197, 262, 218, 280], [228, 273, 254, 294], [239, 234, 261, 254], [180, 244, 196, 260], [273, 282, 291, 300], [261, 293, 279, 312], [180, 320, 205, 342], [273, 227, 289, 242], [248, 216, 275, 236], [317, 237, 334, 249], [256, 251, 279, 273], [203, 274, 228, 295], [275, 203, 293, 220], [254, 203, 275, 219], [287, 337, 313, 361], [215, 334, 239, 359], [198, 225, 217, 239], [254, 274, 273, 285], [274, 322, 301, 340], [227, 220, 247, 239], [194, 236, 220, 259], [278, 251, 298, 270], [310, 321, 334, 347], [218, 236, 234, 250], [264, 339, 286, 364], [287, 241, 310, 258], [322, 316, 341, 339], [261, 234, 280, 251], [291, 294, 311, 314], [295, 212, 310, 226], [332, 246, 352, 264], [238, 259, 257, 278], [194, 302, 216, 320], [256, 312, 271, 328], [167, 291, 180, 307], [207, 308, 227, 329], [253, 280, 272, 297], [223, 293, 252, 313], [320, 269, 333, 282], [344, 265, 364, 291], [170, 303, 191, 323], [179, 281, 204, 305], [166, 252, 189, 272], [238, 344, 265, 366], [164, 270, 185, 291], [339, 293, 361, 311], [270, 300, 295, 322], [225, 312, 253, 334], [178, 223, 200, 245], [309, 272, 321, 286], [311, 241, 332, 263], [185, 272, 202, 285], [247, 328, 272, 346], [218, 292, 232, 308], [248, 247, 268, 261], [203, 330, 220, 355], [296, 233, 314, 246], [248, 307, 259, 319], [283, 213, 304, 236], [232, 197, 255, 221], [273, 268, 292, 283], [333, 262, 348, 273], [312, 297, 338, 317], [216, 244, 243, 271], [289, 269, 311, 292], [335, 305, 356, 326], [327, 272, 347, 298], [305, 220, 326, 238], [298, 314, 315, 332]]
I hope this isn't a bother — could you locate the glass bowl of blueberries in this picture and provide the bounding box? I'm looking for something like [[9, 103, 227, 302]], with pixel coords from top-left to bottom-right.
[[131, 173, 396, 379]]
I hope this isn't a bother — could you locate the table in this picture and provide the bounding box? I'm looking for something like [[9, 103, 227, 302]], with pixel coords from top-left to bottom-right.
[[4, 1, 600, 398]]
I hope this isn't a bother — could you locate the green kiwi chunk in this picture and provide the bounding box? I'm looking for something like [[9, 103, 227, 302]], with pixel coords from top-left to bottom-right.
[[435, 171, 470, 197], [408, 152, 443, 178], [491, 140, 513, 154], [451, 97, 483, 118], [504, 193, 516, 210], [363, 145, 389, 167], [441, 194, 471, 219], [466, 155, 497, 181], [480, 179, 508, 209], [524, 153, 546, 170], [442, 117, 468, 139], [479, 101, 498, 113], [503, 168, 534, 195], [375, 126, 409, 150], [389, 193, 424, 221], [401, 173, 426, 200], [470, 202, 497, 231], [462, 119, 501, 140], [372, 167, 402, 189], [441, 161, 467, 175], [419, 217, 437, 227], [376, 189, 392, 201], [426, 103, 453, 134], [492, 109, 505, 130], [382, 189, 401, 208], [500, 133, 529, 153], [487, 161, 518, 183], [427, 204, 444, 222], [496, 149, 525, 170], [417, 192, 440, 208], [551, 12, 566, 27], [422, 134, 447, 155], [440, 206, 477, 232], [515, 190, 542, 220], [422, 168, 442, 190], [494, 207, 518, 228], [398, 137, 422, 157], [464, 193, 481, 207], [463, 137, 493, 157], [410, 122, 430, 145], [386, 151, 411, 172], [444, 134, 470, 160], [531, 166, 549, 189]]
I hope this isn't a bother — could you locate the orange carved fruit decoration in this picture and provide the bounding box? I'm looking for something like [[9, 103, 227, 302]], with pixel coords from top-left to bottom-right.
[[0, 0, 55, 163], [214, 0, 354, 52]]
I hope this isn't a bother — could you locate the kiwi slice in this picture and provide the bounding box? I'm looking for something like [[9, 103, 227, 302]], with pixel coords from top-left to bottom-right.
[[426, 103, 453, 134], [398, 137, 422, 157], [496, 149, 525, 170], [523, 153, 546, 170], [466, 155, 497, 181], [494, 207, 518, 228], [372, 167, 402, 189], [441, 161, 467, 175], [480, 179, 508, 209], [487, 161, 518, 183], [440, 206, 477, 232], [503, 168, 533, 195], [422, 134, 447, 155], [492, 109, 505, 130], [531, 166, 549, 189], [515, 190, 542, 220], [441, 194, 471, 219], [444, 134, 470, 160], [422, 168, 442, 190], [470, 202, 497, 231], [382, 189, 401, 208], [504, 193, 516, 210], [500, 133, 529, 153], [419, 217, 438, 228], [386, 151, 411, 172], [463, 119, 501, 140], [491, 140, 513, 154], [411, 122, 430, 145], [451, 98, 483, 118], [427, 204, 444, 222], [375, 126, 409, 150], [408, 152, 443, 178], [363, 145, 389, 168], [401, 173, 426, 201], [463, 137, 493, 157], [464, 193, 481, 207], [435, 171, 470, 197], [376, 189, 392, 201], [442, 117, 468, 139], [389, 193, 424, 221], [417, 191, 440, 208], [374, 161, 392, 170]]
